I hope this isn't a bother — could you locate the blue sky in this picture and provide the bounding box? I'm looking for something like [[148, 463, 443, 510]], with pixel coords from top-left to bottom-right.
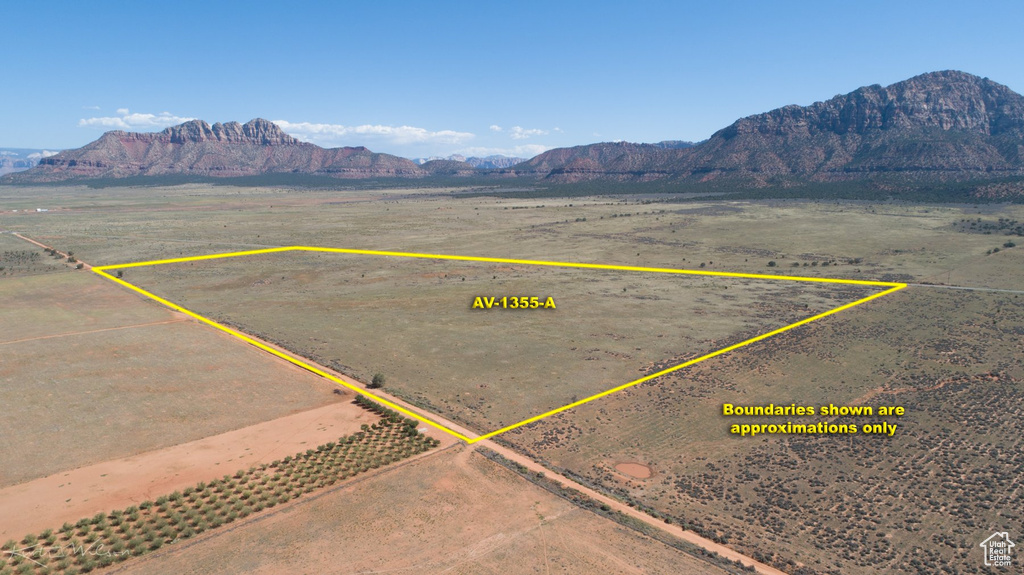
[[2, 0, 1022, 158]]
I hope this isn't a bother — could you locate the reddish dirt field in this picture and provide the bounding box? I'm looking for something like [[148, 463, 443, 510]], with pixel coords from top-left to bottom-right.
[[110, 446, 729, 575], [615, 462, 653, 479], [0, 400, 454, 540]]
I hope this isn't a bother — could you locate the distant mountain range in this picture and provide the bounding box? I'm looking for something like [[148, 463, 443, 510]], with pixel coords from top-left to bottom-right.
[[513, 71, 1024, 184], [6, 71, 1024, 193], [5, 120, 424, 181], [412, 154, 526, 169], [0, 148, 60, 176]]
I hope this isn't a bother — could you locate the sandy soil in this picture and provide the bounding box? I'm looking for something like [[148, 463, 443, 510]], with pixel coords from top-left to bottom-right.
[[108, 446, 728, 575], [0, 234, 773, 571], [64, 302, 777, 574], [0, 399, 457, 540], [615, 462, 653, 479]]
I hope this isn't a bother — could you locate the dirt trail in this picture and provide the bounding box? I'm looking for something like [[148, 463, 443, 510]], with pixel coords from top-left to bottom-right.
[[474, 441, 788, 575], [11, 232, 90, 270], [0, 318, 187, 346], [183, 327, 786, 574], [8, 232, 784, 574], [849, 373, 988, 406]]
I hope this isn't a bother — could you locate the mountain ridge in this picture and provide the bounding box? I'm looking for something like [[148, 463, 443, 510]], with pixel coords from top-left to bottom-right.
[[10, 119, 424, 181], [412, 154, 526, 169], [516, 70, 1024, 184], [7, 71, 1024, 190]]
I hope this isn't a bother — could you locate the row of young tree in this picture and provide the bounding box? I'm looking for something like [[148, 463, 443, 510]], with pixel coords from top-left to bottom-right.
[[0, 399, 439, 575]]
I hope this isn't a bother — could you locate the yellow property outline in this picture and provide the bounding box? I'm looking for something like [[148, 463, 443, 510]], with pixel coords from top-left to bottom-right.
[[93, 246, 907, 444]]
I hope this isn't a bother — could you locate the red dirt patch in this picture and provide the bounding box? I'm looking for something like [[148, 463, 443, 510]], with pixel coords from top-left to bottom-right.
[[0, 400, 447, 539], [615, 462, 653, 479]]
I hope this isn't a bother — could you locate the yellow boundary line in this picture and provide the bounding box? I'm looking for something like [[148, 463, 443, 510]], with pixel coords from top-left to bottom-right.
[[93, 247, 907, 444]]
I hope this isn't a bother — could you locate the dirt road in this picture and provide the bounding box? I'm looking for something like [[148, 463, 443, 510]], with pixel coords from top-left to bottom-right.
[[183, 305, 788, 574], [11, 232, 90, 270], [11, 233, 787, 575], [474, 440, 788, 575]]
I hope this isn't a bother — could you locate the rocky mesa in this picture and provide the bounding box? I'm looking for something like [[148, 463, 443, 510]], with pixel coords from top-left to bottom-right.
[[6, 119, 424, 182], [8, 71, 1024, 188], [515, 70, 1024, 183]]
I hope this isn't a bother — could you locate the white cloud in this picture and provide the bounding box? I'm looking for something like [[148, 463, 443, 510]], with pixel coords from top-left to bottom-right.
[[509, 126, 548, 140], [27, 150, 59, 160], [79, 109, 194, 130], [272, 120, 475, 146], [455, 143, 552, 158], [489, 125, 503, 132], [82, 105, 101, 110]]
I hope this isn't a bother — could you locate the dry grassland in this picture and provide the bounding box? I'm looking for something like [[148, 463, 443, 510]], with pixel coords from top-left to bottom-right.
[[3, 185, 1023, 574], [507, 288, 1024, 575], [0, 271, 344, 487], [119, 249, 877, 433]]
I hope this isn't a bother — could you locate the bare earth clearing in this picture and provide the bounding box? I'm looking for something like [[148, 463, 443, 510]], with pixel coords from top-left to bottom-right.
[[112, 446, 730, 575], [0, 400, 399, 539]]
